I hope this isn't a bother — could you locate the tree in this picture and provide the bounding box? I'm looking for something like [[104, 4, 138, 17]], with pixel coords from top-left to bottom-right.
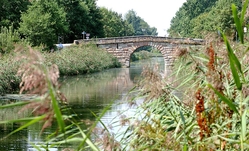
[[57, 0, 90, 42], [100, 7, 134, 37], [168, 0, 242, 38], [19, 0, 68, 48], [84, 0, 104, 38], [0, 0, 30, 29], [191, 0, 242, 38], [125, 10, 158, 36], [168, 0, 217, 37]]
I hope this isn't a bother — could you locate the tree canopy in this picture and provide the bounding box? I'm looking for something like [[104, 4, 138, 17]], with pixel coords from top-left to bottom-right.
[[168, 0, 242, 38], [0, 0, 30, 29], [19, 0, 68, 48], [125, 10, 158, 36], [0, 0, 157, 49], [100, 8, 134, 37]]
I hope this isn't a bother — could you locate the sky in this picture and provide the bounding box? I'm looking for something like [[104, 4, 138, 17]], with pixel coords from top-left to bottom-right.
[[96, 0, 186, 36]]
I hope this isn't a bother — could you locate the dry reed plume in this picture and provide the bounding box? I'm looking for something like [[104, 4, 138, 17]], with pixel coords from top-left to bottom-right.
[[16, 47, 66, 131]]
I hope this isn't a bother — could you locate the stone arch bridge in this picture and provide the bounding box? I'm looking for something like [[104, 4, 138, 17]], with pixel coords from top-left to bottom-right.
[[74, 36, 204, 68]]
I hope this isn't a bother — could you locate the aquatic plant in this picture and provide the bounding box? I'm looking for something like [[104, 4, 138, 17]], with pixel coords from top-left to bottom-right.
[[118, 1, 249, 150], [0, 47, 101, 150]]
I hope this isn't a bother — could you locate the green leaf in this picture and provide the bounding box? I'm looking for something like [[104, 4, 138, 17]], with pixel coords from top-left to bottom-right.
[[0, 117, 41, 124], [77, 126, 99, 151], [217, 135, 240, 143], [49, 86, 65, 133], [77, 104, 111, 150], [3, 115, 46, 139], [180, 110, 186, 126], [0, 101, 30, 109], [242, 110, 247, 141], [229, 56, 242, 90], [223, 33, 242, 74], [183, 144, 188, 151], [44, 66, 65, 133], [232, 4, 244, 44], [222, 33, 242, 90], [207, 84, 238, 114], [241, 0, 249, 26]]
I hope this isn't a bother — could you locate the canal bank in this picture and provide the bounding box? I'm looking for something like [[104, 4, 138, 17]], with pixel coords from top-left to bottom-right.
[[0, 57, 165, 150]]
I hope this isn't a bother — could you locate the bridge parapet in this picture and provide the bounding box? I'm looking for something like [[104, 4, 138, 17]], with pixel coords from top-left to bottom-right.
[[74, 36, 205, 45]]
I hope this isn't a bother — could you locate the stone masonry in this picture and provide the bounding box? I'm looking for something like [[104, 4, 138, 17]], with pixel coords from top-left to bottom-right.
[[74, 36, 204, 68]]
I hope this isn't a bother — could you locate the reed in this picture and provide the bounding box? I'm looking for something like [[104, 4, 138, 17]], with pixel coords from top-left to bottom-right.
[[118, 1, 249, 150]]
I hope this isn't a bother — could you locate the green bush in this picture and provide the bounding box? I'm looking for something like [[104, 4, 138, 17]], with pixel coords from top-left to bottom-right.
[[44, 44, 121, 76], [0, 54, 21, 94], [0, 43, 121, 94], [0, 26, 20, 54]]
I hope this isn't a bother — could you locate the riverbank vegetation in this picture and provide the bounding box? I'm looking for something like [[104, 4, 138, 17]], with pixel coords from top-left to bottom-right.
[[0, 43, 121, 94], [2, 0, 249, 151], [119, 2, 249, 150], [0, 0, 158, 93]]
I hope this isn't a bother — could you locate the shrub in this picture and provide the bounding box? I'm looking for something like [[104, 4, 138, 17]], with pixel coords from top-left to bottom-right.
[[44, 43, 121, 76], [0, 26, 20, 54], [0, 54, 21, 94]]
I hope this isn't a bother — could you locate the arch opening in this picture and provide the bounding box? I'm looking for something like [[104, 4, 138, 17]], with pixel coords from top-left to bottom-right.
[[128, 45, 166, 79]]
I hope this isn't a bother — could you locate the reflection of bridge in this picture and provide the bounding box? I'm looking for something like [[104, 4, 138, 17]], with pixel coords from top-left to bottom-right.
[[74, 36, 205, 68]]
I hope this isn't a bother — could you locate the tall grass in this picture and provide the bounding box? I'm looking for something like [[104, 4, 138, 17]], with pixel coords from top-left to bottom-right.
[[0, 25, 21, 54], [117, 1, 249, 150], [0, 47, 104, 150], [44, 44, 121, 76], [0, 54, 20, 95], [1, 2, 249, 150], [0, 43, 121, 94]]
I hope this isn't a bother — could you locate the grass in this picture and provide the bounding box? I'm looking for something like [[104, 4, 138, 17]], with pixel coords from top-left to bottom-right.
[[0, 43, 121, 94], [114, 2, 249, 150], [1, 2, 249, 150]]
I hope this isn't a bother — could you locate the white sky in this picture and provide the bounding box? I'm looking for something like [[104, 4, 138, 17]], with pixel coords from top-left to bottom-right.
[[96, 0, 186, 36]]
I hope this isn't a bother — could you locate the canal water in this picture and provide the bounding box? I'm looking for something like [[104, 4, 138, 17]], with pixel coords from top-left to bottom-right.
[[0, 57, 165, 151]]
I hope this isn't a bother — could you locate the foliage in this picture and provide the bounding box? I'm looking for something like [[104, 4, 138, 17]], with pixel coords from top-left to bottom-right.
[[0, 54, 20, 95], [83, 0, 105, 38], [57, 0, 105, 42], [1, 0, 156, 45], [100, 7, 134, 37], [130, 50, 151, 62], [57, 0, 90, 42], [19, 0, 69, 49], [0, 26, 20, 54], [122, 2, 249, 150], [0, 0, 30, 29], [44, 44, 121, 75], [0, 44, 120, 94], [168, 0, 242, 38], [125, 10, 158, 36], [0, 48, 102, 150]]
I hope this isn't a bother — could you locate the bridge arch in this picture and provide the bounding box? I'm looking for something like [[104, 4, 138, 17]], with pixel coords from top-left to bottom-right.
[[126, 42, 173, 69], [74, 36, 204, 69]]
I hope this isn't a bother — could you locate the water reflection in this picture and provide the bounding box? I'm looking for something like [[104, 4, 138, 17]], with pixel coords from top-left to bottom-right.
[[0, 57, 165, 150]]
